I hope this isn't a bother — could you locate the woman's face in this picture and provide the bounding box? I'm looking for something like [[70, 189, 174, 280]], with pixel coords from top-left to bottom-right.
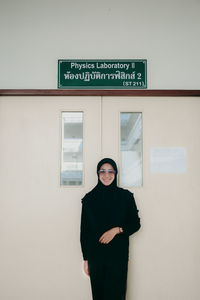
[[98, 163, 115, 186]]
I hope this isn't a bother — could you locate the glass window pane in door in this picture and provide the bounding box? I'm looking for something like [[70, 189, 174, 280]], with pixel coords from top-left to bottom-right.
[[61, 112, 83, 186], [120, 112, 142, 187]]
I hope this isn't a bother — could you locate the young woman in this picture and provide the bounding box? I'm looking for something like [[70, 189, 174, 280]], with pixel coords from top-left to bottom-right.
[[80, 158, 141, 300]]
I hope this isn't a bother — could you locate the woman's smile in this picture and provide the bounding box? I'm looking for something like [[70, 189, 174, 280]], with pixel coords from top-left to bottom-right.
[[98, 163, 115, 186]]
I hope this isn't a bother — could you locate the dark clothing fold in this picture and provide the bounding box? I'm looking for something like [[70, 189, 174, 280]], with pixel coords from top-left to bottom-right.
[[80, 186, 141, 262], [88, 259, 128, 300]]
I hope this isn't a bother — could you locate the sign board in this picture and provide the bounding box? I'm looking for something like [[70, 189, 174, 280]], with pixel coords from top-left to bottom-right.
[[58, 59, 147, 89]]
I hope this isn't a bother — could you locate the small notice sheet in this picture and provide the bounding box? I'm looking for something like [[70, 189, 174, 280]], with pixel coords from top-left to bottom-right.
[[150, 147, 186, 173]]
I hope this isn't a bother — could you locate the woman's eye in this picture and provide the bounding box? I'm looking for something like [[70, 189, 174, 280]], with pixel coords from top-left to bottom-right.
[[99, 170, 106, 174]]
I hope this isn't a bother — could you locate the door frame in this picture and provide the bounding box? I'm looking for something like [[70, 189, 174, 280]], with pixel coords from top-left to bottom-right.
[[0, 89, 200, 97]]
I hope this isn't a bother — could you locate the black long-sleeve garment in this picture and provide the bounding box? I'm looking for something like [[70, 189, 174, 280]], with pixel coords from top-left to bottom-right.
[[80, 187, 141, 262]]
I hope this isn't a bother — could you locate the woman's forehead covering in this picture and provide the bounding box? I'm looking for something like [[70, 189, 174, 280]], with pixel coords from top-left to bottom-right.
[[97, 158, 118, 174]]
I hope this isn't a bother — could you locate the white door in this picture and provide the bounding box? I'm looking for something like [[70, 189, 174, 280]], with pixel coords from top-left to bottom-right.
[[102, 97, 200, 300], [0, 96, 101, 300], [0, 96, 200, 300]]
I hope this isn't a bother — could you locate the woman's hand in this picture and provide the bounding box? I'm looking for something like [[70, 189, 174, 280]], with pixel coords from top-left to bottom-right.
[[83, 260, 90, 276], [99, 227, 120, 244]]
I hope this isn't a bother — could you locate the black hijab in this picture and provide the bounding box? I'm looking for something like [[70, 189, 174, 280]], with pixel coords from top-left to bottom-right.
[[87, 158, 120, 234], [96, 158, 118, 191]]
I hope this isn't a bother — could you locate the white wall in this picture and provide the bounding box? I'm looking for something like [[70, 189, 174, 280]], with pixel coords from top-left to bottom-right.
[[0, 1, 200, 300], [0, 0, 200, 89], [1, 96, 200, 300]]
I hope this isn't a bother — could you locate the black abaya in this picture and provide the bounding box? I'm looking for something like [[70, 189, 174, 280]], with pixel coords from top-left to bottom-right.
[[80, 158, 141, 300]]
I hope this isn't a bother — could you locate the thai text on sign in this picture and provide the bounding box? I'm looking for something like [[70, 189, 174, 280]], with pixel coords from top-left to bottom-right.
[[58, 59, 147, 89]]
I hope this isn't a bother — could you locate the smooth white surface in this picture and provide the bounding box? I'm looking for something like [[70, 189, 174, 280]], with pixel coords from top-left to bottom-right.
[[0, 96, 200, 300], [150, 147, 186, 173], [0, 0, 200, 88], [0, 97, 102, 300], [102, 97, 200, 300]]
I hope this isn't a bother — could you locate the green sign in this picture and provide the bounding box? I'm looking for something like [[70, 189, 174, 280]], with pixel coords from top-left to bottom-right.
[[58, 59, 147, 89]]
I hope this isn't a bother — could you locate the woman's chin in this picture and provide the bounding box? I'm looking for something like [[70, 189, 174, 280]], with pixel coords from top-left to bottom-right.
[[102, 181, 112, 186]]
